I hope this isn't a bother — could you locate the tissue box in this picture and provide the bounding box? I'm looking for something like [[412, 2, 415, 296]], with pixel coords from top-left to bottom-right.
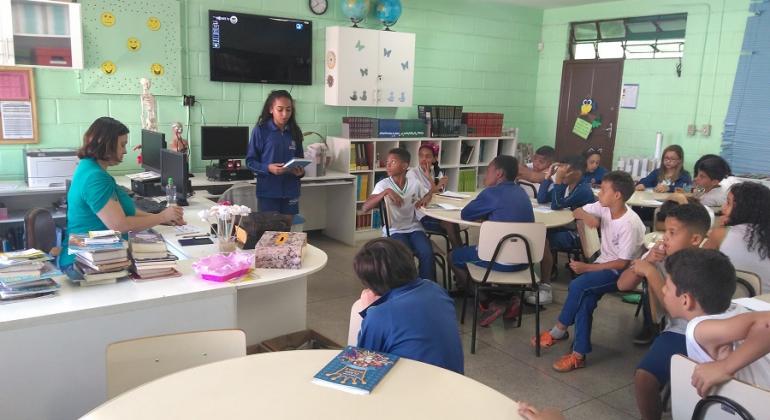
[[254, 231, 307, 269]]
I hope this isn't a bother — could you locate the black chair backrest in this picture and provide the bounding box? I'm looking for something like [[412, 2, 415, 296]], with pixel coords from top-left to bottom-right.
[[517, 180, 538, 198], [25, 208, 57, 253], [378, 200, 390, 237], [691, 395, 754, 420]]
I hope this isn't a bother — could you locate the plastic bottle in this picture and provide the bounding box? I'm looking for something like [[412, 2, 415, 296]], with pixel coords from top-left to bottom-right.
[[166, 177, 176, 206]]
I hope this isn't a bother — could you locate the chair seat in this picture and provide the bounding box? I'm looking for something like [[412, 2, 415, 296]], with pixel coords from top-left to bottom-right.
[[467, 263, 540, 286]]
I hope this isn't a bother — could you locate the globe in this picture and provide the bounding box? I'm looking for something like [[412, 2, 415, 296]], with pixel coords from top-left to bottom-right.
[[341, 0, 370, 26], [375, 0, 402, 29]]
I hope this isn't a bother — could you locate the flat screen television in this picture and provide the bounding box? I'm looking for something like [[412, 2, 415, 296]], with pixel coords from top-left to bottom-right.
[[209, 10, 312, 85], [201, 126, 250, 161]]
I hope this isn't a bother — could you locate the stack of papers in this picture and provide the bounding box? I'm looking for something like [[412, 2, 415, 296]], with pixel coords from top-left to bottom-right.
[[733, 297, 770, 312], [438, 191, 470, 200]]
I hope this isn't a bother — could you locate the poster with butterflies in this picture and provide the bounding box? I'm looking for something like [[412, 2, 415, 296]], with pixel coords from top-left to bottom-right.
[[79, 0, 181, 95]]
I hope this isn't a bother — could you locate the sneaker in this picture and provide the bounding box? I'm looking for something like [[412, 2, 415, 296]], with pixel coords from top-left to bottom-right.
[[530, 330, 568, 348], [552, 353, 586, 372], [479, 304, 504, 327], [633, 324, 658, 345], [525, 284, 553, 305], [503, 296, 521, 320]]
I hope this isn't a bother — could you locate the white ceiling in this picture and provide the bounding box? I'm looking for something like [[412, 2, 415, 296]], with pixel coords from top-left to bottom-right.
[[485, 0, 619, 9]]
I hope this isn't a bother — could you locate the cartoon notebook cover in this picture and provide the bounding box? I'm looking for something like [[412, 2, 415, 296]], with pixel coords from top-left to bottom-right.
[[312, 346, 399, 395]]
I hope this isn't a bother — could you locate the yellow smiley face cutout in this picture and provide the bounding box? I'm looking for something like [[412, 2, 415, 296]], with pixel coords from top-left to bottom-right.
[[147, 16, 161, 31], [127, 37, 141, 51], [101, 61, 116, 75], [101, 12, 115, 27], [150, 63, 164, 76]]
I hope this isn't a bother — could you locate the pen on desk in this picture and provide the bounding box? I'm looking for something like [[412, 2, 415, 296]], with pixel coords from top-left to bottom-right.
[[178, 234, 209, 239]]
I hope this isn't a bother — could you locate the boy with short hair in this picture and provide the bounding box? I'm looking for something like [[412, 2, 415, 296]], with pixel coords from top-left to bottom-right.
[[692, 156, 731, 207], [531, 154, 596, 303], [660, 249, 770, 397], [518, 145, 556, 185], [532, 171, 646, 371], [363, 147, 434, 281], [616, 204, 711, 420]]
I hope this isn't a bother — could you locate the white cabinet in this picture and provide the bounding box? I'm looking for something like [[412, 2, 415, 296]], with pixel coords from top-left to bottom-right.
[[324, 26, 415, 107], [0, 0, 83, 69]]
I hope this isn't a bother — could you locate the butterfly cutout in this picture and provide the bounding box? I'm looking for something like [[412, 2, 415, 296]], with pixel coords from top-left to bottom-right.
[[360, 68, 368, 77], [355, 40, 364, 51], [383, 48, 392, 57], [401, 61, 409, 70]]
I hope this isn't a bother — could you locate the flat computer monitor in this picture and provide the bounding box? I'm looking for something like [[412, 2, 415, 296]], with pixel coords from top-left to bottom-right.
[[201, 126, 249, 163], [160, 149, 190, 206], [141, 129, 166, 173]]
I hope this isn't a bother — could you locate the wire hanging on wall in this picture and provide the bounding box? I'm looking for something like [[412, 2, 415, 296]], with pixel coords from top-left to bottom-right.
[[676, 57, 682, 78]]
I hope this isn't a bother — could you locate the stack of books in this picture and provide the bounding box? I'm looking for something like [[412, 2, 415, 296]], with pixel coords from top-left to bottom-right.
[[0, 249, 63, 301], [128, 230, 180, 281], [462, 112, 504, 137], [69, 230, 130, 286]]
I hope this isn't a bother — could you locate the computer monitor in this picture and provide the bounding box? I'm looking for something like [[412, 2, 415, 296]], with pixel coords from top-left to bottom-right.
[[201, 126, 250, 163], [160, 149, 190, 206], [141, 129, 166, 173]]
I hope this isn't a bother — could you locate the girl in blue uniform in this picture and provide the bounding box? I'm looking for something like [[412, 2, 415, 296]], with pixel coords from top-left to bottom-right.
[[581, 148, 607, 187], [635, 145, 691, 193], [246, 90, 305, 215]]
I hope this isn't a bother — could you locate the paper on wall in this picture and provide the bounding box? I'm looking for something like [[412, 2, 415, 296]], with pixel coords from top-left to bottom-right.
[[0, 101, 33, 139]]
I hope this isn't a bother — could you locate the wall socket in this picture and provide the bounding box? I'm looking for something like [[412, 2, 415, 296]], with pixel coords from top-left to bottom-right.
[[701, 124, 712, 136], [183, 95, 196, 107], [687, 124, 697, 136]]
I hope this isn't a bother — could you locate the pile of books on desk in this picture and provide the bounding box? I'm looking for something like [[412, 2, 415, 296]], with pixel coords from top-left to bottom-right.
[[69, 230, 130, 286], [128, 230, 180, 281], [0, 248, 63, 301]]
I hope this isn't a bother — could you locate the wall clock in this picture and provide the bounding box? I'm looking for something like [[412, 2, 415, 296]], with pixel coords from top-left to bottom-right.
[[309, 0, 328, 15]]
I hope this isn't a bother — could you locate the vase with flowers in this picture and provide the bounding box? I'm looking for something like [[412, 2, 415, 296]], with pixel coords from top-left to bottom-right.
[[198, 202, 251, 253]]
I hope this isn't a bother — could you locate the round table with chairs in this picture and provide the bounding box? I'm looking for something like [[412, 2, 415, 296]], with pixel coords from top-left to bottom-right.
[[81, 349, 523, 420]]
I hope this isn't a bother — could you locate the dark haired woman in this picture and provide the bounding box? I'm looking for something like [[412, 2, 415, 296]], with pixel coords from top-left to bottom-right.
[[704, 182, 770, 292], [635, 145, 691, 193], [245, 90, 305, 215], [60, 117, 185, 277]]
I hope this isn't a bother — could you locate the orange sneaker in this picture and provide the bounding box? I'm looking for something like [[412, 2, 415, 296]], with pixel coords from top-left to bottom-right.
[[530, 330, 568, 348], [552, 353, 585, 372]]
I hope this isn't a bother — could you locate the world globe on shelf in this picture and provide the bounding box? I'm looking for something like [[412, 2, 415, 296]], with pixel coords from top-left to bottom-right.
[[375, 0, 402, 30], [341, 0, 371, 27]]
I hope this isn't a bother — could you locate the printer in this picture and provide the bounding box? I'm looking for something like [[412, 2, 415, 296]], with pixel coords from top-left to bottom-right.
[[25, 148, 79, 188]]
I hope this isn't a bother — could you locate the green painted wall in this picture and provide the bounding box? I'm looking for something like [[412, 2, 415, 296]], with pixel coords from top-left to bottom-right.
[[1, 0, 543, 180], [532, 0, 749, 172]]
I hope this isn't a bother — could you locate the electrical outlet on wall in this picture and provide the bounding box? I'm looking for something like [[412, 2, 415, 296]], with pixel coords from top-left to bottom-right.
[[687, 124, 697, 136], [701, 124, 712, 136]]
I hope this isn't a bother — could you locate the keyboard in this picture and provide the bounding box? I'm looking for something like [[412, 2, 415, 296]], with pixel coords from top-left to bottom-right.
[[134, 197, 167, 214]]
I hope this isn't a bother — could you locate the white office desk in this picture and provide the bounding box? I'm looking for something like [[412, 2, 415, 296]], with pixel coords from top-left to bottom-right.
[[0, 196, 328, 420]]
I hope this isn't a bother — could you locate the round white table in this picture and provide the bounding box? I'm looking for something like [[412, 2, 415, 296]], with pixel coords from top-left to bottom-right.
[[625, 189, 679, 208], [81, 350, 522, 420], [423, 191, 574, 229]]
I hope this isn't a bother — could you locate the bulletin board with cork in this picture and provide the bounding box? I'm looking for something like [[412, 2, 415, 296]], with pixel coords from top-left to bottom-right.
[[80, 0, 181, 95]]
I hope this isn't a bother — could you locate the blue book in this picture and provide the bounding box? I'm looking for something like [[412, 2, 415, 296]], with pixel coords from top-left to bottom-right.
[[312, 346, 399, 395]]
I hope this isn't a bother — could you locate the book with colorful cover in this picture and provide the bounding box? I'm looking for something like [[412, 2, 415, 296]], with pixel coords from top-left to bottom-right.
[[128, 230, 168, 253], [312, 346, 399, 395]]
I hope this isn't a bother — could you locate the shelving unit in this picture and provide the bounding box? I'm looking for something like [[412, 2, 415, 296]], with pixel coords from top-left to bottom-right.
[[328, 133, 518, 240]]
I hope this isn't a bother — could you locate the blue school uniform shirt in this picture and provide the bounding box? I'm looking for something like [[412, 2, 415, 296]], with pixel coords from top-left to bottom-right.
[[461, 181, 534, 223], [637, 168, 692, 192], [245, 120, 304, 199], [581, 166, 607, 186], [537, 178, 596, 210], [358, 278, 464, 374], [60, 158, 136, 267]]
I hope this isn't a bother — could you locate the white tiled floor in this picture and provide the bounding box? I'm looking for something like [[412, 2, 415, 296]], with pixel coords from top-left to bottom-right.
[[306, 233, 655, 419]]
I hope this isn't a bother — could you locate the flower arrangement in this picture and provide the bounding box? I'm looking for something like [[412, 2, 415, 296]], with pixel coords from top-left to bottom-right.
[[197, 202, 251, 252]]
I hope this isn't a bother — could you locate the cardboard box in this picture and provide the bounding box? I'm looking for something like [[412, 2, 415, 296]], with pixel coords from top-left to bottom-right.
[[253, 231, 307, 269]]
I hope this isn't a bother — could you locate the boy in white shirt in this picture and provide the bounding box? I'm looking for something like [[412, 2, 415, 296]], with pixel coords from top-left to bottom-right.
[[532, 171, 646, 371], [660, 248, 770, 396], [692, 155, 731, 207], [363, 147, 434, 281]]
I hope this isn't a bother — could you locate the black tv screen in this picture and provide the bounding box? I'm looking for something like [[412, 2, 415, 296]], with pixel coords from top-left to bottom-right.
[[209, 11, 312, 85]]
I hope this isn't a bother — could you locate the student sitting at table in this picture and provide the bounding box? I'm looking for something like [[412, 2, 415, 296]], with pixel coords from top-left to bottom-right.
[[451, 155, 535, 326], [350, 238, 464, 374], [635, 145, 691, 193], [693, 153, 739, 193], [582, 148, 607, 187], [407, 142, 462, 249], [704, 181, 770, 292], [691, 155, 731, 207], [363, 147, 434, 281], [616, 204, 711, 420], [60, 117, 185, 278], [658, 248, 770, 395], [518, 146, 556, 187], [532, 171, 646, 372], [530, 154, 596, 305]]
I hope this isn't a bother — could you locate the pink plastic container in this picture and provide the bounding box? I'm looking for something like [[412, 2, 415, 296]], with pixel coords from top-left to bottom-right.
[[192, 252, 253, 282]]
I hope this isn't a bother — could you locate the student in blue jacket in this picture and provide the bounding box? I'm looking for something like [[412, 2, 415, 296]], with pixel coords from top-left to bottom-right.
[[635, 145, 691, 193], [581, 148, 607, 187], [245, 90, 305, 215]]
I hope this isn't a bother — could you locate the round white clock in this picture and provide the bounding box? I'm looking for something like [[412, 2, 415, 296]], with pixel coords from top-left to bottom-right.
[[309, 0, 328, 15]]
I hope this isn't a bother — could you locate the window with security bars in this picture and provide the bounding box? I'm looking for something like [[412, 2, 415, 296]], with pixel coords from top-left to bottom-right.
[[569, 14, 687, 60]]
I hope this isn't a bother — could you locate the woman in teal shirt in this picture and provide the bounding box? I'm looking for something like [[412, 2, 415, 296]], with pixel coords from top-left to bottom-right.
[[60, 117, 184, 276]]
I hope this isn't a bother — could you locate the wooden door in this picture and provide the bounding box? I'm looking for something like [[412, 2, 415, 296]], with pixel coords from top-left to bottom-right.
[[554, 59, 623, 169]]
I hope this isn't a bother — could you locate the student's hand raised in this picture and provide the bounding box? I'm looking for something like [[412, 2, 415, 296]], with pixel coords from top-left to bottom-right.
[[692, 360, 733, 397]]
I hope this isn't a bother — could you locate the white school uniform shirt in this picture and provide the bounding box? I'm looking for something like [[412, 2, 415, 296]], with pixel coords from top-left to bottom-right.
[[698, 185, 727, 207], [686, 304, 770, 390], [372, 176, 428, 235], [407, 167, 433, 221], [720, 224, 770, 293], [642, 250, 688, 334], [581, 201, 646, 266]]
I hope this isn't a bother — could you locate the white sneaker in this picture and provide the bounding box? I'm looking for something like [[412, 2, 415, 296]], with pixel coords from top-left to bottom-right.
[[525, 283, 553, 305]]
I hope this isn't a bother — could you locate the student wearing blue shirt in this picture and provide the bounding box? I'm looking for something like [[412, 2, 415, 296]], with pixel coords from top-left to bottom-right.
[[354, 238, 464, 374], [61, 117, 185, 277], [245, 90, 305, 215], [581, 148, 607, 186], [635, 145, 691, 193], [451, 155, 535, 326]]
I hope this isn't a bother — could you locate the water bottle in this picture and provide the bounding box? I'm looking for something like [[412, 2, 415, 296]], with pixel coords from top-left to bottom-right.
[[165, 177, 176, 206]]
